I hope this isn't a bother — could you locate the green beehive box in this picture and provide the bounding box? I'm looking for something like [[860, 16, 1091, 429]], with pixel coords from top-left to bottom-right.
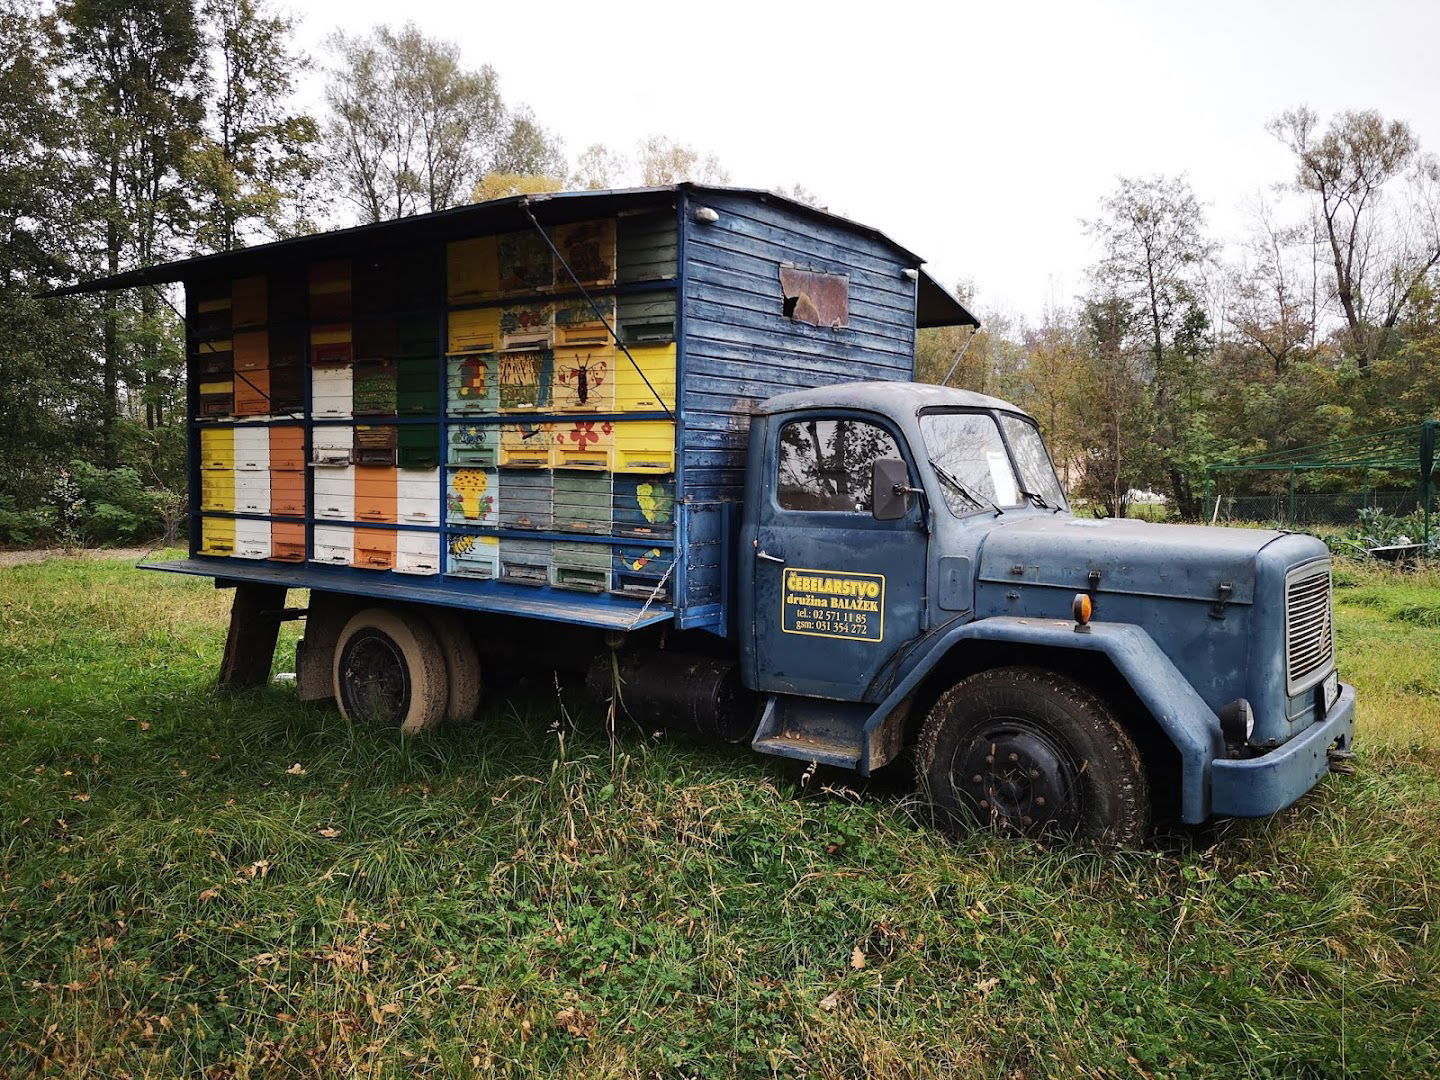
[[396, 356, 440, 416], [397, 424, 440, 469]]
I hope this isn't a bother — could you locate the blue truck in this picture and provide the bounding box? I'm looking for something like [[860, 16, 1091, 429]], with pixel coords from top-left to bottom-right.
[[55, 184, 1355, 843]]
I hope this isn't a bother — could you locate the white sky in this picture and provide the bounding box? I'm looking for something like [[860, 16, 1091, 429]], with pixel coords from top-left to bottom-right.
[[285, 0, 1440, 323]]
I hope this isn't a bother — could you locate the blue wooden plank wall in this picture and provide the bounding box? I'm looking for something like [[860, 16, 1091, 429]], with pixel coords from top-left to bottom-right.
[[677, 190, 918, 630]]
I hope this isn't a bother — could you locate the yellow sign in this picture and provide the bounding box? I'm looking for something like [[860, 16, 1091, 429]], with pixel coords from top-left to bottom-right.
[[781, 568, 885, 642]]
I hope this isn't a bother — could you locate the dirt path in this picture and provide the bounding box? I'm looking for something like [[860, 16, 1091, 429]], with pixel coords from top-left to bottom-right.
[[0, 546, 158, 569]]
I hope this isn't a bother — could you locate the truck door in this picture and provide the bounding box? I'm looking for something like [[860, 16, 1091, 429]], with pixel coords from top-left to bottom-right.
[[744, 412, 927, 700]]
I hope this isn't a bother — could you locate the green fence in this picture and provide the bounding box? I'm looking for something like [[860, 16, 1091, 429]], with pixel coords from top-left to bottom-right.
[[1204, 421, 1436, 542]]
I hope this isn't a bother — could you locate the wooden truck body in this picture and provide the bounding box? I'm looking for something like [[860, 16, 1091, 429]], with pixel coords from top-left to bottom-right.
[[94, 185, 971, 635]]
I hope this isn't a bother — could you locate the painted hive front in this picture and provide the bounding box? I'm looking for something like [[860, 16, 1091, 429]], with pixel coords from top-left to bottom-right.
[[187, 210, 680, 604]]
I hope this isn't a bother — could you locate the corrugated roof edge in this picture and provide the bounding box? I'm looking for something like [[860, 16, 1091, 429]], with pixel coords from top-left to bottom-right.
[[38, 182, 980, 327]]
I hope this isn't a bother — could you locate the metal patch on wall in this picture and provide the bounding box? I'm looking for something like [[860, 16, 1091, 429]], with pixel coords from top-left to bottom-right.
[[780, 568, 885, 642]]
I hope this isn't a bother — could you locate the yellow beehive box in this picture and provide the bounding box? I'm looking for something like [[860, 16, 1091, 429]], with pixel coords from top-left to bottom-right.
[[200, 468, 235, 512], [447, 307, 502, 354], [199, 427, 235, 470], [613, 420, 676, 474], [199, 516, 236, 556], [498, 422, 554, 469], [447, 236, 500, 303], [614, 343, 677, 412], [550, 419, 614, 471]]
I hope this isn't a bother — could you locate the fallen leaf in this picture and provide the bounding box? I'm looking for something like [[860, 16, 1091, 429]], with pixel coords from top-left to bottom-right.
[[139, 721, 150, 731], [199, 887, 221, 902], [553, 1007, 595, 1038], [286, 763, 306, 776], [318, 827, 341, 838], [70, 793, 90, 802], [975, 976, 999, 995], [818, 991, 841, 1012], [850, 947, 865, 970]]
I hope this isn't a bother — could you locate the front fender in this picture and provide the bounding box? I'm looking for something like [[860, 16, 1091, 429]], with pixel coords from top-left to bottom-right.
[[862, 617, 1225, 823]]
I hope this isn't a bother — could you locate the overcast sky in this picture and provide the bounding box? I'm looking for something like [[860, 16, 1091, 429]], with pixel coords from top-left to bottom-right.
[[286, 0, 1440, 323]]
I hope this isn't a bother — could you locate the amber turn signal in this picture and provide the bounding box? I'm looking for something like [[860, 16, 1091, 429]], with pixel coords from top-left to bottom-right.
[[1072, 592, 1093, 626]]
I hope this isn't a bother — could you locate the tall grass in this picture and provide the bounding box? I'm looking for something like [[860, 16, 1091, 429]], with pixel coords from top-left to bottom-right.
[[1, 553, 1437, 1077]]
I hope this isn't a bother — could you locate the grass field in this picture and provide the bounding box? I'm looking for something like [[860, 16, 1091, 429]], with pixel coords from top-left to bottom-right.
[[1, 553, 1437, 1077]]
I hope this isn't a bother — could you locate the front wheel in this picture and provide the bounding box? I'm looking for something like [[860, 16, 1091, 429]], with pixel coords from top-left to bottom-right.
[[915, 667, 1149, 844], [332, 607, 449, 734]]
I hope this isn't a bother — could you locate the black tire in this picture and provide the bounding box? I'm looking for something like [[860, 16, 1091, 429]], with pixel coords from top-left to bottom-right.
[[332, 607, 448, 735], [916, 666, 1149, 845], [423, 608, 482, 723]]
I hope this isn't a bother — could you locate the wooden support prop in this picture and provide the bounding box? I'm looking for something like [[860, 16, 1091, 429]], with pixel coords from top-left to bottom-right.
[[218, 582, 288, 688]]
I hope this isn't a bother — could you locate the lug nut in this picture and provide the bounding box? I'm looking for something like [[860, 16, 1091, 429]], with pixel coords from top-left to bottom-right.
[[972, 774, 983, 784], [979, 800, 989, 809], [1008, 752, 1019, 762], [1035, 796, 1046, 807], [1021, 815, 1033, 826]]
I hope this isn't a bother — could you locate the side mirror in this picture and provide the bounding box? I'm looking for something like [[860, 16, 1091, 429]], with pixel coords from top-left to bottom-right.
[[872, 458, 912, 520]]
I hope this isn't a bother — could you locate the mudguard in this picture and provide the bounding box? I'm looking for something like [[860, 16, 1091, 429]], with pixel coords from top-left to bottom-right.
[[861, 617, 1225, 823]]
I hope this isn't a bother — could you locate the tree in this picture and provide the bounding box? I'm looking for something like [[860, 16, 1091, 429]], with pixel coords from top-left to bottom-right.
[[0, 1, 105, 504], [1073, 293, 1151, 518], [323, 23, 508, 222], [472, 172, 564, 203], [191, 0, 320, 251], [1225, 196, 1313, 375], [1086, 174, 1215, 516], [571, 142, 625, 190], [1269, 106, 1440, 372], [492, 104, 564, 178], [636, 134, 728, 186], [61, 0, 206, 455]]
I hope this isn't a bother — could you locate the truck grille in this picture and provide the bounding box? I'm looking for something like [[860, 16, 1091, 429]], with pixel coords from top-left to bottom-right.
[[1285, 564, 1334, 692]]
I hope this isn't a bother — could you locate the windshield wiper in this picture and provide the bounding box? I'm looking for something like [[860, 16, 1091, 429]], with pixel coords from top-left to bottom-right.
[[929, 459, 1003, 516], [1017, 488, 1050, 509]]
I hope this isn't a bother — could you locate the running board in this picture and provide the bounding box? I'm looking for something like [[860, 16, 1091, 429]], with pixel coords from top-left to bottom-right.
[[750, 694, 869, 769]]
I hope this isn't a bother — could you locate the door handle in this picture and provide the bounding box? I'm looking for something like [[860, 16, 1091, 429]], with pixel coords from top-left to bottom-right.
[[756, 549, 786, 564]]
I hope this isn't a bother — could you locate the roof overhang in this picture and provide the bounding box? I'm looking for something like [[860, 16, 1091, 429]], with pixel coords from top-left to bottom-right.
[[40, 187, 679, 298], [40, 183, 982, 329], [917, 270, 979, 329]]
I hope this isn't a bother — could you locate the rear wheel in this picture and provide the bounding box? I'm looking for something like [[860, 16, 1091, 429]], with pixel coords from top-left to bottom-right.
[[916, 667, 1148, 844], [422, 608, 482, 723], [333, 607, 448, 734]]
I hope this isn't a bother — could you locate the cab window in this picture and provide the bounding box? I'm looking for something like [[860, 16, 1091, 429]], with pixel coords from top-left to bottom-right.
[[777, 418, 900, 512]]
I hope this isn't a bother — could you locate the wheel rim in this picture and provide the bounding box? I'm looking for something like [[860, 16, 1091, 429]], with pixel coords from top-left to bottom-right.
[[338, 628, 411, 727], [950, 720, 1083, 834]]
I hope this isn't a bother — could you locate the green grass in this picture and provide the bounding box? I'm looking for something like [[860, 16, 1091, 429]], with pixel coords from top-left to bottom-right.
[[1, 553, 1438, 1077]]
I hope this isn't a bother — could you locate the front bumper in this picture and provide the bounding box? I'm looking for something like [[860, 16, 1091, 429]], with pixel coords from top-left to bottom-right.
[[1209, 682, 1356, 818]]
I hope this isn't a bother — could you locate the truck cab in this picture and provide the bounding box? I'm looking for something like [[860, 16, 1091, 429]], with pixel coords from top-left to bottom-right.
[[737, 382, 1356, 842]]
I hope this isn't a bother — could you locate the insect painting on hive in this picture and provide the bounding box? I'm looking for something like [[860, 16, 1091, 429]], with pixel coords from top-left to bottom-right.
[[556, 352, 609, 408], [556, 221, 614, 284]]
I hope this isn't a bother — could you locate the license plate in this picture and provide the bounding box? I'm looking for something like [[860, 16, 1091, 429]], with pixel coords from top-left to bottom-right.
[[1322, 670, 1340, 713]]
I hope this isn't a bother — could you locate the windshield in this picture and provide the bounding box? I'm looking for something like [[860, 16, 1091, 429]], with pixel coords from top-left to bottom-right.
[[919, 412, 1023, 515], [999, 414, 1068, 510]]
